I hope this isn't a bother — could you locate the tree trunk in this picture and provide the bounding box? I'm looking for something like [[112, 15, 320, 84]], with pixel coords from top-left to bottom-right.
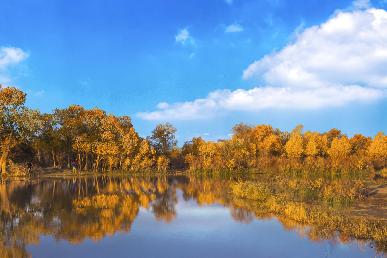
[[84, 153, 88, 171], [0, 152, 8, 175], [0, 137, 12, 175], [95, 156, 100, 172], [0, 184, 10, 212], [52, 149, 56, 167], [37, 149, 41, 163], [77, 153, 81, 170]]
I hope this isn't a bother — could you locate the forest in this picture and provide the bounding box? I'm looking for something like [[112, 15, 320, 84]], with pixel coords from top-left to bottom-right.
[[0, 85, 386, 175]]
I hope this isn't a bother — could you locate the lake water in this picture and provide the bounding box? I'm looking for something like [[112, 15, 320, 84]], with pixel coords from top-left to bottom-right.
[[0, 175, 384, 258]]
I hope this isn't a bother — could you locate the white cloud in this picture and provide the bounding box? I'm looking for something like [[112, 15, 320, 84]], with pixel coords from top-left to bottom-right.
[[0, 47, 28, 84], [0, 47, 27, 68], [138, 86, 382, 121], [243, 8, 387, 89], [175, 28, 195, 46], [225, 23, 244, 33], [139, 8, 387, 121]]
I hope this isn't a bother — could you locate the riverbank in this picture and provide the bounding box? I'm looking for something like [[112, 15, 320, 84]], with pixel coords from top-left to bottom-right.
[[3, 167, 386, 221]]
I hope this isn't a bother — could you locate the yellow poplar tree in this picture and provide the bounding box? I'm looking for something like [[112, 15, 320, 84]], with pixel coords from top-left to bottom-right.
[[328, 136, 351, 162], [368, 132, 387, 168], [285, 134, 304, 159]]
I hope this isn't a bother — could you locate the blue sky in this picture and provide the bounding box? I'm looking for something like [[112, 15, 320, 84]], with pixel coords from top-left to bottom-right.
[[1, 0, 386, 142]]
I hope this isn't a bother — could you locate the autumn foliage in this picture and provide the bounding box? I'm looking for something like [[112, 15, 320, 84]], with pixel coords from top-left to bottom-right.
[[183, 124, 386, 172], [0, 85, 386, 175]]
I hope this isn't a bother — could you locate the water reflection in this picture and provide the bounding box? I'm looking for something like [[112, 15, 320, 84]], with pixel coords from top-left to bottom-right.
[[0, 175, 385, 258]]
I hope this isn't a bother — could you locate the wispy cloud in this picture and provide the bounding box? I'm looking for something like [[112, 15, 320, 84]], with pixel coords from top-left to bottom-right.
[[352, 0, 371, 9], [175, 28, 195, 46], [26, 89, 45, 97], [225, 0, 233, 5], [140, 7, 387, 121], [189, 52, 196, 59], [0, 47, 28, 84], [225, 23, 244, 33]]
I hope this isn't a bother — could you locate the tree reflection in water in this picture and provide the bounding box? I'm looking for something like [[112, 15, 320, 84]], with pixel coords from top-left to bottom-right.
[[0, 174, 386, 258]]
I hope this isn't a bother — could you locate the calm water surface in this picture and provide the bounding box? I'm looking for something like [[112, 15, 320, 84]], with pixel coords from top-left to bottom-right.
[[0, 175, 383, 258]]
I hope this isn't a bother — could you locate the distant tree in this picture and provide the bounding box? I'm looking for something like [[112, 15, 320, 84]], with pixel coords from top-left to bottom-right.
[[148, 123, 177, 156], [232, 123, 252, 141], [328, 136, 351, 162], [291, 124, 304, 135], [285, 125, 304, 159], [350, 134, 371, 155], [182, 137, 204, 157], [0, 86, 41, 174], [285, 134, 304, 159], [53, 105, 85, 167], [222, 138, 251, 170], [157, 156, 169, 172], [325, 128, 342, 145], [132, 139, 156, 171], [31, 113, 60, 166], [368, 132, 387, 169], [198, 141, 221, 170], [305, 132, 328, 157], [182, 137, 205, 170], [121, 127, 140, 170], [251, 125, 273, 145], [261, 134, 282, 156]]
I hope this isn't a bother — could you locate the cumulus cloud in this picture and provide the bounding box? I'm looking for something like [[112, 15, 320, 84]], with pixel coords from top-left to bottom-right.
[[175, 28, 195, 46], [225, 23, 244, 33], [0, 47, 28, 84], [242, 8, 387, 89], [139, 8, 387, 121]]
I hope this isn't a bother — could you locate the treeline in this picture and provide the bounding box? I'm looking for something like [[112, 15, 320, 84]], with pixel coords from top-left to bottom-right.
[[182, 124, 386, 172], [0, 85, 386, 175], [0, 86, 178, 174]]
